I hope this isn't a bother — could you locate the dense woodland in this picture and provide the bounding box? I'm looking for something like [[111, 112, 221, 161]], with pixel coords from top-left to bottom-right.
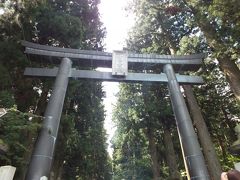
[[112, 0, 240, 180], [0, 0, 111, 179], [0, 0, 240, 180]]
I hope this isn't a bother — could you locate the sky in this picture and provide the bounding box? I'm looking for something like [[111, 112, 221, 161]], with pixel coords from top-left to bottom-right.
[[99, 0, 135, 51], [98, 0, 135, 156]]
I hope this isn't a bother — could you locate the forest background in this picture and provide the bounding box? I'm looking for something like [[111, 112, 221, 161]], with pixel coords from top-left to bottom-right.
[[0, 0, 240, 180]]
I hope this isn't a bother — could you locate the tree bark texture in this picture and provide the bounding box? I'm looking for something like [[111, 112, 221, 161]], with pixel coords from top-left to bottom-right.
[[142, 85, 161, 180], [183, 85, 222, 180], [34, 83, 49, 116], [163, 126, 181, 180], [218, 57, 240, 102], [146, 128, 161, 180]]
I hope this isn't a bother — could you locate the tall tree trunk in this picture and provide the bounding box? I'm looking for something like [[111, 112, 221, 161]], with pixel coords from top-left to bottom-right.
[[221, 106, 236, 138], [198, 21, 240, 101], [22, 130, 37, 179], [146, 127, 161, 180], [183, 85, 222, 180], [163, 126, 181, 180], [218, 57, 240, 102], [132, 152, 137, 180], [34, 83, 49, 116], [51, 154, 64, 180], [217, 134, 227, 161], [182, 0, 240, 102], [142, 85, 161, 179]]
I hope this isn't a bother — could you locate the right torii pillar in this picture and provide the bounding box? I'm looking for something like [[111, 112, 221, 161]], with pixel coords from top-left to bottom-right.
[[164, 64, 210, 180]]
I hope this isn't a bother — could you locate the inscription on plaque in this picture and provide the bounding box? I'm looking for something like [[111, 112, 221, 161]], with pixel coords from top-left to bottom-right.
[[112, 51, 128, 76]]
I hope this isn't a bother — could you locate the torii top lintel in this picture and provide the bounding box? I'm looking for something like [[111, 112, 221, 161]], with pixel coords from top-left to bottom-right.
[[22, 41, 205, 72]]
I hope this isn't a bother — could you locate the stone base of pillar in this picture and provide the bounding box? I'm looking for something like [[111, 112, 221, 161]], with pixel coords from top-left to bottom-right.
[[234, 162, 240, 171], [0, 166, 16, 180]]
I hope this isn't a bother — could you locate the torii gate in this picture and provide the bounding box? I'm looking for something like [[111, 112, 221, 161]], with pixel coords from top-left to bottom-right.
[[22, 41, 210, 180]]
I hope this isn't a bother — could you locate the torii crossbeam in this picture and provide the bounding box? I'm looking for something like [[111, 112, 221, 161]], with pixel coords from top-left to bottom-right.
[[22, 41, 210, 180]]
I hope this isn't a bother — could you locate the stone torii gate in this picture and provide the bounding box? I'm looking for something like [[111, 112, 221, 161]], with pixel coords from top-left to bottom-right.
[[22, 41, 210, 180]]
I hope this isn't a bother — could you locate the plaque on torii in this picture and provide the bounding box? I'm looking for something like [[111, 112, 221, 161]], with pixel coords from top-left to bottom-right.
[[112, 50, 128, 76], [22, 41, 210, 180]]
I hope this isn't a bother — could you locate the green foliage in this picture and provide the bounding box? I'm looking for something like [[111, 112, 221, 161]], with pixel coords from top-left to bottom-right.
[[62, 80, 112, 180], [112, 84, 151, 179], [0, 109, 41, 178], [0, 41, 38, 112], [0, 91, 15, 108], [112, 83, 181, 179], [0, 64, 11, 90], [0, 0, 109, 179], [35, 5, 84, 48], [113, 0, 240, 179], [194, 60, 240, 170], [176, 23, 240, 171]]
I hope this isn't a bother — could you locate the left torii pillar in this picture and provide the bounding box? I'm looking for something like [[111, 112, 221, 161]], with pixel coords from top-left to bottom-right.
[[26, 58, 72, 180]]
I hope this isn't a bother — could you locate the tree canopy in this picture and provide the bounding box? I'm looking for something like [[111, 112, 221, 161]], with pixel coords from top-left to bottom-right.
[[111, 0, 240, 179], [0, 0, 111, 179], [0, 0, 239, 180]]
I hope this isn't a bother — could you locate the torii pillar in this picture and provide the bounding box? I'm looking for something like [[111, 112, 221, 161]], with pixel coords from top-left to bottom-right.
[[164, 64, 209, 180], [22, 41, 210, 180], [26, 58, 72, 180]]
